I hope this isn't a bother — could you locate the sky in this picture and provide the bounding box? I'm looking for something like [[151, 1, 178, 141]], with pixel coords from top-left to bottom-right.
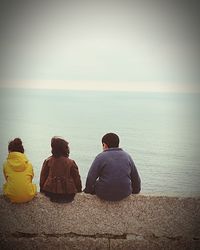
[[0, 0, 200, 92]]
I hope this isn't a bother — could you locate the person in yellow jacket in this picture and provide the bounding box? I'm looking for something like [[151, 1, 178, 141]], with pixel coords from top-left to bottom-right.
[[3, 138, 37, 203]]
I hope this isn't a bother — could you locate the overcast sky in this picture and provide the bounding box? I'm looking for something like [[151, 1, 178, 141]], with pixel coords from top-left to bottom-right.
[[0, 0, 200, 92]]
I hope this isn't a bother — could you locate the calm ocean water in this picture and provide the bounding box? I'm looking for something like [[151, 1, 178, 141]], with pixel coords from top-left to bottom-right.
[[0, 88, 200, 197]]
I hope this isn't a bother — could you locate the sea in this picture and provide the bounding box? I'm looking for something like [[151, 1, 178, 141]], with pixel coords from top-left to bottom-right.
[[0, 88, 200, 197]]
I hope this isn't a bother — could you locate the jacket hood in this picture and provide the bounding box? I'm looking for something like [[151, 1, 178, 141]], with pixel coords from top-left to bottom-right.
[[7, 152, 28, 172]]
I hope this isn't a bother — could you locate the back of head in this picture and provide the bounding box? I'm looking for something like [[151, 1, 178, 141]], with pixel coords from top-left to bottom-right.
[[51, 136, 69, 158], [102, 133, 120, 148], [8, 138, 24, 153]]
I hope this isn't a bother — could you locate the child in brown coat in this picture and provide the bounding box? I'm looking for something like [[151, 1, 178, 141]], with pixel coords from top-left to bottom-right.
[[40, 137, 82, 202]]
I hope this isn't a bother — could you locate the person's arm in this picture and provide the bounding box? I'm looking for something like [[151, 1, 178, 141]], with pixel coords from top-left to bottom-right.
[[24, 157, 34, 181], [28, 162, 34, 180], [84, 156, 102, 194], [24, 154, 34, 180], [71, 161, 82, 192], [39, 159, 49, 192], [3, 163, 7, 181], [130, 157, 141, 194]]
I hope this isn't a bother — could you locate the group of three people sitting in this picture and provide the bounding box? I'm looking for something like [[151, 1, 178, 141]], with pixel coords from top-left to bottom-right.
[[3, 133, 141, 203]]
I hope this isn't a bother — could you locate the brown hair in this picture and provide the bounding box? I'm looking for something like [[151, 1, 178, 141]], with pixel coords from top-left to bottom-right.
[[8, 138, 24, 153], [102, 133, 120, 148], [51, 137, 69, 158]]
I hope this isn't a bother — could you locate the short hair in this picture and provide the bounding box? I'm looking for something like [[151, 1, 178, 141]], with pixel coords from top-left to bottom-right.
[[8, 138, 24, 153], [102, 133, 120, 148], [51, 136, 69, 158]]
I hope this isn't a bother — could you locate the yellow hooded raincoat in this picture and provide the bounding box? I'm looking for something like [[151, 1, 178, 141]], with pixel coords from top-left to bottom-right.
[[3, 152, 37, 203]]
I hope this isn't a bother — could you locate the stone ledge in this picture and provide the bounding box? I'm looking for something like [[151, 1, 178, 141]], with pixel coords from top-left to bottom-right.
[[0, 193, 199, 249]]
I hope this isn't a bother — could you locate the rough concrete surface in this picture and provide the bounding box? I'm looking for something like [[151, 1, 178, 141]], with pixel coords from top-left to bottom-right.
[[0, 193, 199, 249]]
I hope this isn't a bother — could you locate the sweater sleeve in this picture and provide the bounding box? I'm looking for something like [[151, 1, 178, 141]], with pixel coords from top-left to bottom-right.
[[39, 159, 49, 192], [71, 161, 82, 192], [129, 157, 141, 194], [84, 156, 101, 194]]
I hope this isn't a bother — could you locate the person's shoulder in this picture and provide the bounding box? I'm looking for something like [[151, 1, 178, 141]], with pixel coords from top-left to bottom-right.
[[95, 148, 123, 158], [61, 157, 78, 168], [93, 151, 106, 161], [43, 156, 53, 164], [120, 149, 133, 158], [66, 157, 75, 164], [46, 156, 53, 161]]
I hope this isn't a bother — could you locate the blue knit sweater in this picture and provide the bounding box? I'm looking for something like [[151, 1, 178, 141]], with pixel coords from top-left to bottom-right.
[[84, 148, 141, 201]]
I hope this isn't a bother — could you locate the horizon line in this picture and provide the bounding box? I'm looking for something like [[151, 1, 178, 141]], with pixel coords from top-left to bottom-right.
[[0, 80, 199, 94], [0, 85, 199, 94]]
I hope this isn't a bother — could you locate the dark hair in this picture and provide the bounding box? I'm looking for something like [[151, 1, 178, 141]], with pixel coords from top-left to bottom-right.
[[102, 133, 120, 148], [51, 137, 69, 158], [8, 138, 24, 153]]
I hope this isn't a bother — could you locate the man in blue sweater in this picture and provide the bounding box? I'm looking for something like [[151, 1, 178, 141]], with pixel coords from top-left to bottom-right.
[[84, 133, 141, 201]]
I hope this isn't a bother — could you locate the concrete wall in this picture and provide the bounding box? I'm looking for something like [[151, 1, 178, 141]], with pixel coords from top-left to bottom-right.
[[0, 193, 199, 249]]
